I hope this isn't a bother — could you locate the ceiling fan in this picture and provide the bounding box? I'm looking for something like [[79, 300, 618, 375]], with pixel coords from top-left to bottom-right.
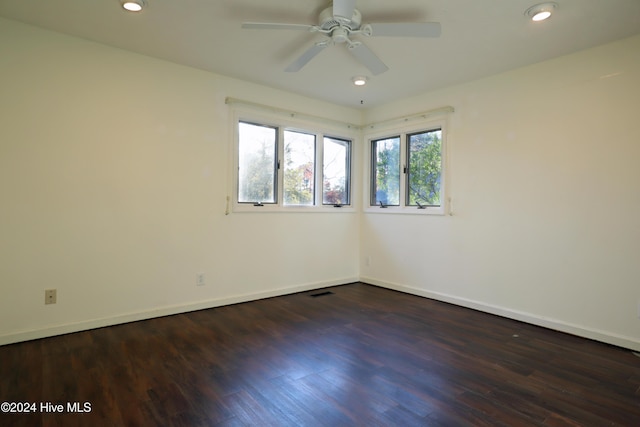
[[241, 0, 441, 75]]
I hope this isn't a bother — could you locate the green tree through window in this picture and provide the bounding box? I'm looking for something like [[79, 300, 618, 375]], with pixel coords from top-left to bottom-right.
[[238, 122, 277, 203], [371, 137, 401, 206], [323, 137, 350, 205], [236, 120, 352, 209], [407, 129, 442, 206], [283, 130, 315, 206], [369, 127, 444, 211]]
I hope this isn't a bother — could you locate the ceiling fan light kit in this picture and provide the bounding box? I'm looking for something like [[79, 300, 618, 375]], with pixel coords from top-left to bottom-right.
[[525, 2, 557, 22], [121, 0, 145, 12], [241, 0, 441, 76]]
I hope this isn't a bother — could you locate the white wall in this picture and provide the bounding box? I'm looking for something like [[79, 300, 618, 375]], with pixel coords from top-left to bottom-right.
[[361, 34, 640, 351], [2, 17, 639, 351], [0, 18, 360, 344]]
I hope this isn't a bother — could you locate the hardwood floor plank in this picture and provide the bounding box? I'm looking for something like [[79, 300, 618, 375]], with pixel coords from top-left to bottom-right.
[[1, 282, 639, 426]]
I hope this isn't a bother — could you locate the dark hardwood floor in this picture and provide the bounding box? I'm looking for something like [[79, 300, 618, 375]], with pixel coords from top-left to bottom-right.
[[1, 282, 639, 426]]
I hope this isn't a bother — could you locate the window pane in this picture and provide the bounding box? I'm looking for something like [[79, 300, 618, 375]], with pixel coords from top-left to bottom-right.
[[323, 137, 350, 205], [238, 122, 277, 203], [283, 130, 315, 206], [371, 137, 401, 206], [407, 129, 442, 206]]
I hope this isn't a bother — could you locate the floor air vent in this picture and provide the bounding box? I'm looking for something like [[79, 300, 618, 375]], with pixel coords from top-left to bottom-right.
[[309, 291, 334, 298]]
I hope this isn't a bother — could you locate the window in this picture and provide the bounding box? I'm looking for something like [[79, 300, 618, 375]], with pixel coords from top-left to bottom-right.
[[371, 136, 401, 206], [238, 122, 277, 204], [407, 129, 442, 207], [284, 130, 315, 206], [236, 120, 352, 210], [368, 125, 446, 214], [323, 137, 351, 206]]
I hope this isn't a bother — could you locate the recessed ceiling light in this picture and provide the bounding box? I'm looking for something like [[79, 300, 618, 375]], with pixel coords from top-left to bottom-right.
[[525, 2, 557, 22], [353, 76, 368, 86], [121, 0, 145, 12]]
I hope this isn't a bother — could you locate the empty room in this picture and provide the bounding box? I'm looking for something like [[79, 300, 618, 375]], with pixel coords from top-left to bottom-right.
[[1, 0, 639, 425]]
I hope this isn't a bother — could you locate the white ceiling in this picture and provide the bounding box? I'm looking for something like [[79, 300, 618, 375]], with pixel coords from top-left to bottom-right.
[[1, 0, 639, 108]]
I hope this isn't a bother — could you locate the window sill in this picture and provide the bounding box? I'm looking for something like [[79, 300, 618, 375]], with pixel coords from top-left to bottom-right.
[[232, 204, 356, 214], [363, 206, 447, 216]]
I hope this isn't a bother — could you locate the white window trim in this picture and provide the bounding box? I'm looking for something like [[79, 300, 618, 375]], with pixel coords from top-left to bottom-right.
[[230, 107, 358, 214], [363, 117, 450, 216]]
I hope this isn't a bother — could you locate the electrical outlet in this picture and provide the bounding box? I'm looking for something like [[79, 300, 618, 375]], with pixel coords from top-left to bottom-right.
[[45, 289, 57, 305], [365, 256, 371, 267], [196, 273, 205, 286]]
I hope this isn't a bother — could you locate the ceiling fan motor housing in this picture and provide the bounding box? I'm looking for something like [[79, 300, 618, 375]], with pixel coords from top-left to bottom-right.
[[319, 6, 362, 31]]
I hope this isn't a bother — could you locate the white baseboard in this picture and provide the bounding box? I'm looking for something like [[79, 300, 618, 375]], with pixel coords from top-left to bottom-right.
[[361, 276, 640, 353], [0, 277, 358, 346]]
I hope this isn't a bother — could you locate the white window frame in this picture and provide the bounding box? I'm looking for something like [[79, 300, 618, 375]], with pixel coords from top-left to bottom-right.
[[231, 108, 357, 213], [364, 117, 449, 215]]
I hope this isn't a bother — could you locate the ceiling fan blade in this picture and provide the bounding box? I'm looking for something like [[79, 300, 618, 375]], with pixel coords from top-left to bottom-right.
[[348, 42, 389, 75], [333, 0, 356, 21], [367, 22, 441, 38], [242, 22, 314, 31], [285, 41, 330, 72]]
